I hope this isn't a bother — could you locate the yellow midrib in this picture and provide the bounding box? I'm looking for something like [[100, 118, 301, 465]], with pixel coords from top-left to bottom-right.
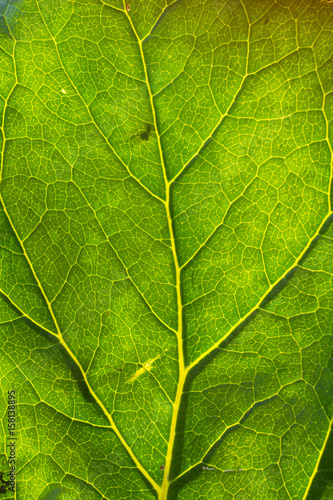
[[124, 3, 187, 498]]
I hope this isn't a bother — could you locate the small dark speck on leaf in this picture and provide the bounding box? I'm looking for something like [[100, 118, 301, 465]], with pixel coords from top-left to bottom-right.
[[140, 123, 155, 141], [126, 3, 130, 12], [160, 465, 165, 470]]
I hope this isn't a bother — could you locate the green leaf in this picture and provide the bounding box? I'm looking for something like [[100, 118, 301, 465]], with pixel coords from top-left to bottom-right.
[[1, 0, 333, 499]]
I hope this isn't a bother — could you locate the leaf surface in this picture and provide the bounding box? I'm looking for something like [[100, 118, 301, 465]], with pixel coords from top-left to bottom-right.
[[1, 0, 333, 499]]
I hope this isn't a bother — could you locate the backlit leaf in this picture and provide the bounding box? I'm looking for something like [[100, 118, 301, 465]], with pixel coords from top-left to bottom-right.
[[1, 0, 333, 499]]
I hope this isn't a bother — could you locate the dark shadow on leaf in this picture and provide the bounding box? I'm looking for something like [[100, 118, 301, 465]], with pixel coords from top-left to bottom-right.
[[202, 396, 277, 464], [203, 423, 241, 465], [184, 309, 260, 373], [140, 123, 155, 141], [297, 236, 321, 267], [168, 463, 203, 499], [58, 344, 97, 404], [143, 0, 182, 39], [173, 310, 260, 481], [170, 394, 283, 498], [39, 485, 62, 500], [219, 309, 260, 350], [172, 212, 333, 497], [170, 74, 252, 184], [0, 0, 23, 37], [319, 212, 333, 235], [0, 15, 10, 36], [259, 268, 297, 309], [171, 136, 214, 184], [168, 370, 191, 481], [298, 213, 333, 266], [22, 318, 96, 404], [0, 291, 22, 319], [306, 423, 333, 499], [0, 0, 11, 15]]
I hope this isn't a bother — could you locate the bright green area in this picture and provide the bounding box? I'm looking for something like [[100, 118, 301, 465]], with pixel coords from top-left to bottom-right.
[[0, 0, 333, 499]]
